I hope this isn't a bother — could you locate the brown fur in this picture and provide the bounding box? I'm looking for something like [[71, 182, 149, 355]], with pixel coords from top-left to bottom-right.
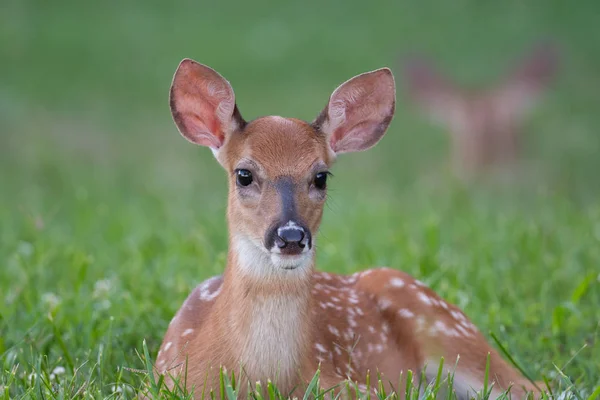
[[147, 60, 543, 399]]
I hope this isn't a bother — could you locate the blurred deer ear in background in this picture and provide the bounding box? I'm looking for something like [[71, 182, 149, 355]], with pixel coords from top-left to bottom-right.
[[402, 41, 561, 178]]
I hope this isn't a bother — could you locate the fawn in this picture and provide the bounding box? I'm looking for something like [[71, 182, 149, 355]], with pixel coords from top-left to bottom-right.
[[152, 59, 542, 399], [403, 42, 559, 178]]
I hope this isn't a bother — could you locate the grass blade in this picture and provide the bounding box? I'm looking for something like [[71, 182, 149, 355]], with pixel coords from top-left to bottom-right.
[[303, 369, 321, 400]]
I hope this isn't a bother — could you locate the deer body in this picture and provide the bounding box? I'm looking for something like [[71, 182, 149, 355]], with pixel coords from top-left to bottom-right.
[[152, 59, 541, 399], [403, 43, 559, 177]]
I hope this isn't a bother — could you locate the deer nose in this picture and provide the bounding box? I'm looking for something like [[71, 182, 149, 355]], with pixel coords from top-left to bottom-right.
[[276, 227, 305, 248], [271, 222, 311, 255]]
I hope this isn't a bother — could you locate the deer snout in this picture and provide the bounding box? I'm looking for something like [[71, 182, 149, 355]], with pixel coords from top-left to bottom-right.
[[276, 226, 304, 248], [266, 221, 311, 256]]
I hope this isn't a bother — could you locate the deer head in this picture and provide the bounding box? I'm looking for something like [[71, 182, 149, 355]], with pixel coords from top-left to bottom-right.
[[169, 59, 395, 279], [403, 42, 560, 178]]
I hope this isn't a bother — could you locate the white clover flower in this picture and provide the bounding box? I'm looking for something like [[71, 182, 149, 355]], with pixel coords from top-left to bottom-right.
[[49, 366, 66, 380], [93, 279, 113, 299], [111, 385, 124, 393], [41, 293, 61, 311], [27, 372, 37, 385]]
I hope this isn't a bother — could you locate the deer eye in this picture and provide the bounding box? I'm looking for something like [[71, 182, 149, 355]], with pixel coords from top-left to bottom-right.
[[236, 169, 253, 187], [314, 172, 329, 190]]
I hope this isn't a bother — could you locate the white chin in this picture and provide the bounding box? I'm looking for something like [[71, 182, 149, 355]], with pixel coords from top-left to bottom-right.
[[232, 235, 313, 279], [270, 252, 312, 270]]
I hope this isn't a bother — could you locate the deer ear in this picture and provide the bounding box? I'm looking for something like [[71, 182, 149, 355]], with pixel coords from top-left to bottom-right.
[[493, 42, 560, 119], [169, 59, 245, 149], [403, 56, 466, 129], [313, 68, 396, 155]]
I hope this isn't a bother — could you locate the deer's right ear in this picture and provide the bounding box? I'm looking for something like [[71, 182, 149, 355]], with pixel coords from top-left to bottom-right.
[[313, 68, 396, 155], [169, 59, 245, 149]]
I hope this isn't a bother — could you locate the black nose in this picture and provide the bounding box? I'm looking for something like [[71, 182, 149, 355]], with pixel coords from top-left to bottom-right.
[[276, 226, 306, 248], [266, 222, 311, 256]]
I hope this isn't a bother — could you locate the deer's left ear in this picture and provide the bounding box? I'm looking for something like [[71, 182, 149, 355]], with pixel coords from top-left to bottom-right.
[[169, 59, 245, 150], [313, 68, 396, 155]]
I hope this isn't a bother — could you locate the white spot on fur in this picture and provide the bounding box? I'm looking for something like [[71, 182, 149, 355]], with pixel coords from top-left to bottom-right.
[[446, 328, 461, 337], [328, 325, 340, 336], [198, 276, 223, 301], [378, 298, 392, 310], [164, 342, 172, 351], [315, 343, 327, 353], [399, 308, 414, 318], [382, 322, 390, 334], [360, 269, 373, 277], [415, 279, 427, 287], [451, 310, 466, 322], [380, 332, 388, 343], [416, 316, 430, 333], [455, 324, 473, 338], [389, 277, 405, 288], [429, 320, 448, 335], [346, 362, 354, 373], [321, 273, 333, 281], [347, 328, 357, 340], [417, 292, 432, 305], [181, 328, 194, 337]]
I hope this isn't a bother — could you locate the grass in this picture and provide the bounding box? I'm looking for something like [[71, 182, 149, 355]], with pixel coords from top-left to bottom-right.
[[1, 0, 600, 398]]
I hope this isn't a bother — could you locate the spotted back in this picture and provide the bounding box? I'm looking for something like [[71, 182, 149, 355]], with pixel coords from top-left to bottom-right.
[[154, 268, 538, 399]]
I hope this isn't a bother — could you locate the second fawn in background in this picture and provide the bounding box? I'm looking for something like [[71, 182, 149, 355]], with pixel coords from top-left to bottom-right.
[[151, 59, 543, 399], [403, 42, 560, 179]]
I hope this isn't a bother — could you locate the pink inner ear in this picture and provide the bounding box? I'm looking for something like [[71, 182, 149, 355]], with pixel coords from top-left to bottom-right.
[[331, 119, 388, 154], [325, 71, 395, 154], [170, 59, 238, 149], [181, 113, 223, 148]]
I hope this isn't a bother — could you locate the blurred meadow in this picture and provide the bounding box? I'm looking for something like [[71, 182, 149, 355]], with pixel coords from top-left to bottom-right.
[[1, 0, 600, 398]]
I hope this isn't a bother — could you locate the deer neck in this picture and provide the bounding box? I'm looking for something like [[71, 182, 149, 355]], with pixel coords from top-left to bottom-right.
[[213, 234, 316, 387]]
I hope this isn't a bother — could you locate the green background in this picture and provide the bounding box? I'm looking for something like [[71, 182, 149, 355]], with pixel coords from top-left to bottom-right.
[[1, 0, 599, 397]]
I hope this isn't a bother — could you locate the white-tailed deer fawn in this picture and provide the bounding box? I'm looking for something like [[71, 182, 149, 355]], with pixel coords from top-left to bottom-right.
[[403, 42, 559, 178], [152, 59, 542, 399]]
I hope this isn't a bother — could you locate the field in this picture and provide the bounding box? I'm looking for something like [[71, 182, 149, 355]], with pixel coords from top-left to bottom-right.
[[1, 0, 599, 398]]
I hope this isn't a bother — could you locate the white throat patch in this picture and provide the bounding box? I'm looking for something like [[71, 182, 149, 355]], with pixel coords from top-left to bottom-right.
[[232, 234, 313, 281]]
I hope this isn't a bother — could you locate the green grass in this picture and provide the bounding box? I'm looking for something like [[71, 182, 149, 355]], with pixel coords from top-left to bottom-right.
[[1, 0, 600, 398]]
